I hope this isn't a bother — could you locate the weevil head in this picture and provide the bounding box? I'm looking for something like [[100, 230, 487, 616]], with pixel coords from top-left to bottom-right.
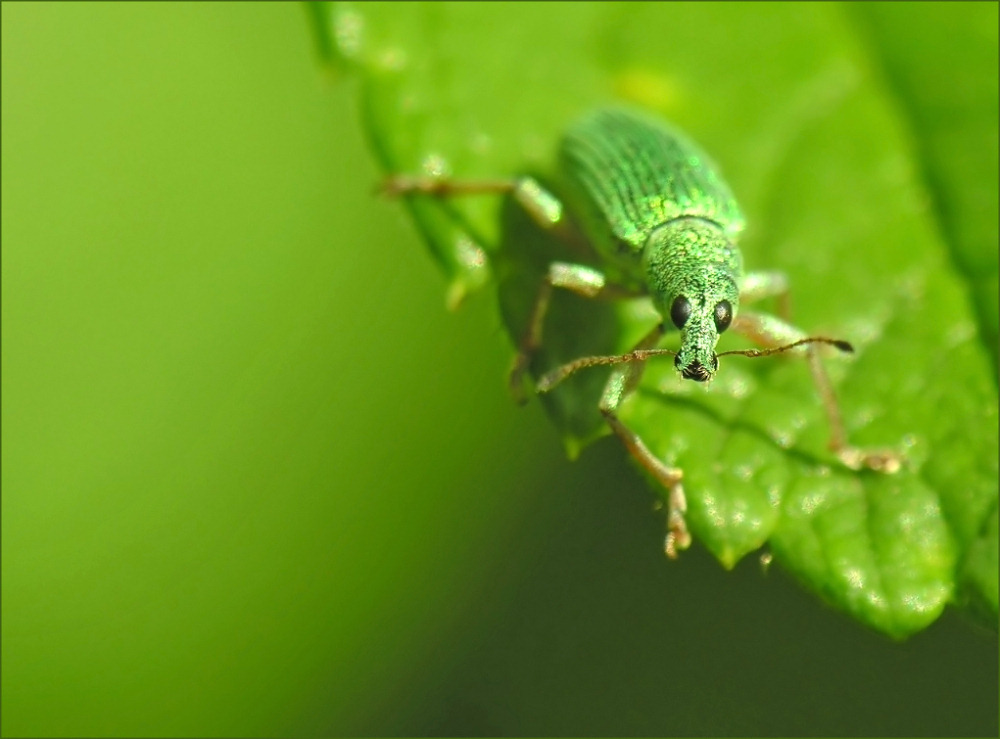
[[643, 218, 742, 383]]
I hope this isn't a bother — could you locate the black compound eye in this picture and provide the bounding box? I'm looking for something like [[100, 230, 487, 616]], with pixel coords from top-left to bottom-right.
[[670, 296, 692, 329], [714, 300, 733, 333]]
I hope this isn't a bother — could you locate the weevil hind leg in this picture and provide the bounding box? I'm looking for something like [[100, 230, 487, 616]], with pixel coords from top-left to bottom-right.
[[733, 311, 902, 474], [380, 174, 517, 198], [382, 174, 572, 233], [598, 325, 691, 558]]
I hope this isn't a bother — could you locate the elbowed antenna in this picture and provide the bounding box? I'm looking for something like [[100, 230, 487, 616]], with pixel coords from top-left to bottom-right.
[[536, 337, 852, 393], [716, 336, 853, 358], [536, 349, 678, 392]]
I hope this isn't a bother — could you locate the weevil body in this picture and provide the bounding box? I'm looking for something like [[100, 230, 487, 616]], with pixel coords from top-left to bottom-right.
[[558, 109, 744, 381], [385, 107, 901, 558]]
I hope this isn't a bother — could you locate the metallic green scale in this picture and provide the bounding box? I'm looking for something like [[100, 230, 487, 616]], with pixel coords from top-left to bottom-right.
[[559, 108, 744, 255], [558, 108, 746, 381]]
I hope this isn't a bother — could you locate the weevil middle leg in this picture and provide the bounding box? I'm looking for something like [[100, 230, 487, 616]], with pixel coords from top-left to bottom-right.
[[509, 260, 644, 402]]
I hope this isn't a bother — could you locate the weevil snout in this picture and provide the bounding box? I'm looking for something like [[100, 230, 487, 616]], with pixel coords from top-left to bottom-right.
[[675, 354, 718, 382]]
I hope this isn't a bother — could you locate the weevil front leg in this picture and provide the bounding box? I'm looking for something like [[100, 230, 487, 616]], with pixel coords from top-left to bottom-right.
[[597, 324, 691, 558], [732, 311, 902, 473]]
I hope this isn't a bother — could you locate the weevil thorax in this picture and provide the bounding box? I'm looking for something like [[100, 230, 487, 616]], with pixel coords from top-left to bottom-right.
[[642, 217, 742, 382]]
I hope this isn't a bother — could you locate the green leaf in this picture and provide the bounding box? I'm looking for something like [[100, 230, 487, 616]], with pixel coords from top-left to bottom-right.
[[308, 2, 998, 638], [850, 2, 999, 378]]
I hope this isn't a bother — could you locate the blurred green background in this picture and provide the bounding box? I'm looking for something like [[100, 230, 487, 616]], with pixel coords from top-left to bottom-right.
[[2, 3, 996, 737]]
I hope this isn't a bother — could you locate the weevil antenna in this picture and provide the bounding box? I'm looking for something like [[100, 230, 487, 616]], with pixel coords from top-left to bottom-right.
[[537, 338, 851, 393], [536, 348, 677, 393], [717, 336, 853, 359]]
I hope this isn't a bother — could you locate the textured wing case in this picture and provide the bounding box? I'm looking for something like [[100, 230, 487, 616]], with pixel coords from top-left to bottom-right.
[[559, 108, 745, 261]]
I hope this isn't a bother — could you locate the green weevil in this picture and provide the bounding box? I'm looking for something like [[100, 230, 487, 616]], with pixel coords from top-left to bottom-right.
[[385, 107, 901, 557]]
